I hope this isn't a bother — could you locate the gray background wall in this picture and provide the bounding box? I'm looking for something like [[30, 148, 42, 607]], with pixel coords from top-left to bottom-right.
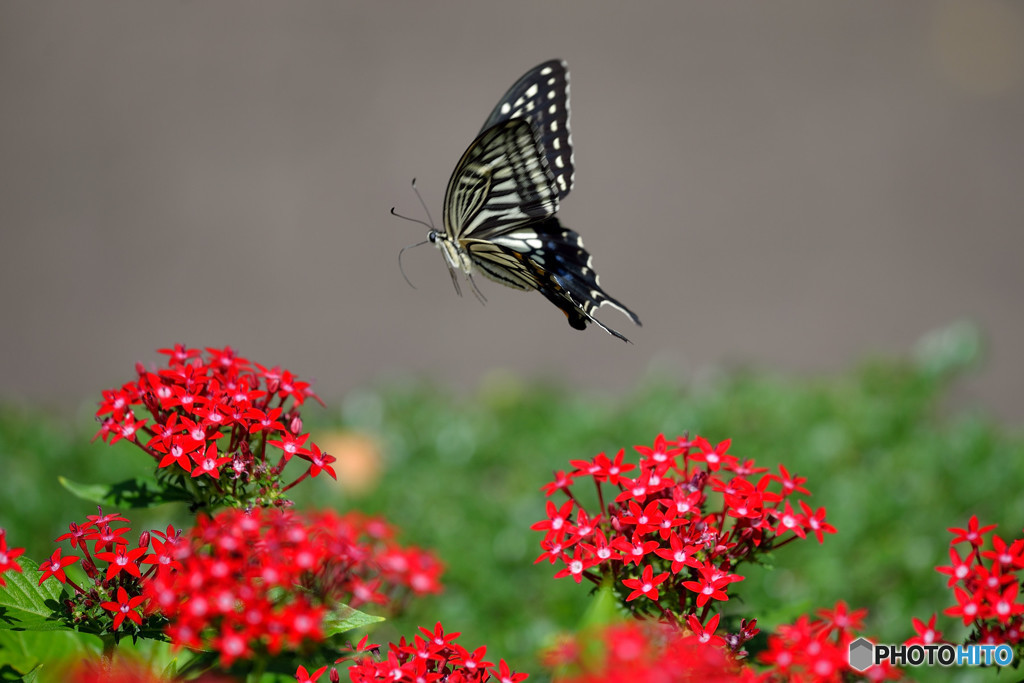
[[2, 1, 1022, 421]]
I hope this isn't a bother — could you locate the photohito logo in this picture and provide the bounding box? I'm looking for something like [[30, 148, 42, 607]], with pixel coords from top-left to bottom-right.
[[848, 637, 1014, 671]]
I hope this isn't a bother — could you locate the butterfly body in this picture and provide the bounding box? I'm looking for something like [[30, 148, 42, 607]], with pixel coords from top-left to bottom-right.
[[423, 60, 641, 342]]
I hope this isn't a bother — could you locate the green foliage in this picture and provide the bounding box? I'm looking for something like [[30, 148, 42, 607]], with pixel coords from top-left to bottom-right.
[[0, 323, 1020, 681]]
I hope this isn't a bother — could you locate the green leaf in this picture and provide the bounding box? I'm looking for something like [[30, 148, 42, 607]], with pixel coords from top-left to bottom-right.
[[58, 476, 190, 508], [0, 558, 71, 632], [322, 604, 384, 638], [0, 630, 99, 677]]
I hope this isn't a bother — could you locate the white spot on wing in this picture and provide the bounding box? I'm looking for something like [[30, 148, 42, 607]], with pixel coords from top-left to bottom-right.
[[525, 84, 538, 98], [500, 103, 511, 114]]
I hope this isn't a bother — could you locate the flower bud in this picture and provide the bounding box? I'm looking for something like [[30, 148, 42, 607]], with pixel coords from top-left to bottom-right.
[[81, 557, 97, 578]]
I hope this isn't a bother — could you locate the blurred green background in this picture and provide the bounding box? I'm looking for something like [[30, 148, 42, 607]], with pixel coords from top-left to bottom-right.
[[2, 323, 1022, 682]]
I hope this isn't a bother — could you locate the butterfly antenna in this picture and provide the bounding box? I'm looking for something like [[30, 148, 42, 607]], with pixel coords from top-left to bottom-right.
[[398, 239, 432, 289], [410, 178, 436, 230], [390, 206, 434, 231]]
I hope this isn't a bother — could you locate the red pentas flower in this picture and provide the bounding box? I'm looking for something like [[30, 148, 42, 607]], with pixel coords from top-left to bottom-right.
[[143, 507, 443, 668], [0, 530, 25, 587], [101, 586, 147, 630], [532, 433, 834, 651], [93, 346, 335, 509], [344, 622, 527, 683], [758, 604, 900, 682]]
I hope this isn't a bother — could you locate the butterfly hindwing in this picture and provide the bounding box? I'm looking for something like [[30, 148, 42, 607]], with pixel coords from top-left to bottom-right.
[[466, 217, 641, 341], [479, 59, 574, 201]]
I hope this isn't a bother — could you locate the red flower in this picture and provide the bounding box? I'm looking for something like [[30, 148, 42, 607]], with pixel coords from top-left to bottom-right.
[[190, 442, 232, 478], [530, 500, 575, 535], [988, 581, 1024, 624], [815, 600, 868, 638], [944, 585, 988, 625], [616, 500, 665, 536], [769, 500, 807, 539], [622, 564, 668, 602], [93, 544, 147, 580], [302, 443, 337, 479], [267, 432, 313, 462], [553, 544, 596, 584], [653, 534, 699, 574], [587, 449, 635, 485], [541, 469, 576, 497], [690, 436, 737, 472], [906, 613, 943, 645], [936, 545, 975, 587], [295, 665, 329, 682], [948, 515, 997, 547], [155, 435, 196, 472], [100, 586, 146, 630], [158, 343, 201, 364], [980, 534, 1024, 570], [769, 464, 810, 497], [611, 533, 659, 567], [799, 500, 836, 543], [38, 548, 79, 584], [681, 563, 734, 607], [633, 433, 684, 471], [0, 530, 25, 586], [686, 613, 727, 647], [493, 659, 529, 683]]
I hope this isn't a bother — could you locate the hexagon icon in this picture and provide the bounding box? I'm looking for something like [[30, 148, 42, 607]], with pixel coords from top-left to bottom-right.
[[848, 637, 874, 671]]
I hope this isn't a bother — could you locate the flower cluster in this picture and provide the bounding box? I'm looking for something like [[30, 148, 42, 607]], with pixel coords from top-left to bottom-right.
[[533, 434, 834, 640], [144, 507, 444, 667], [758, 601, 901, 681], [36, 508, 178, 636], [94, 345, 334, 508], [0, 529, 25, 587], [344, 622, 527, 683], [907, 515, 1024, 651], [543, 620, 752, 682]]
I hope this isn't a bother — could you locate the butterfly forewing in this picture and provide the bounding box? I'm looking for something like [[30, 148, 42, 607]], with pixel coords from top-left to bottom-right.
[[479, 59, 574, 201], [443, 119, 559, 242]]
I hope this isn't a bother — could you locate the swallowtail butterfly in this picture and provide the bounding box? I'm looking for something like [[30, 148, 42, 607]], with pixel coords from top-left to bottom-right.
[[415, 60, 641, 342]]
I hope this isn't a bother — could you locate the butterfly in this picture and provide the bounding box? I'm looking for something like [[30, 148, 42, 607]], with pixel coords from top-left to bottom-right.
[[408, 60, 641, 342]]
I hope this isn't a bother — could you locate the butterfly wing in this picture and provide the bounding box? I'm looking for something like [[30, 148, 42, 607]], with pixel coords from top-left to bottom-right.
[[479, 60, 574, 201], [464, 217, 642, 342], [443, 119, 559, 243]]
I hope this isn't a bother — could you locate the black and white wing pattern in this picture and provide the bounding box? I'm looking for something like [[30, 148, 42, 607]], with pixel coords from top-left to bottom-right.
[[478, 59, 574, 202], [423, 60, 640, 342]]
